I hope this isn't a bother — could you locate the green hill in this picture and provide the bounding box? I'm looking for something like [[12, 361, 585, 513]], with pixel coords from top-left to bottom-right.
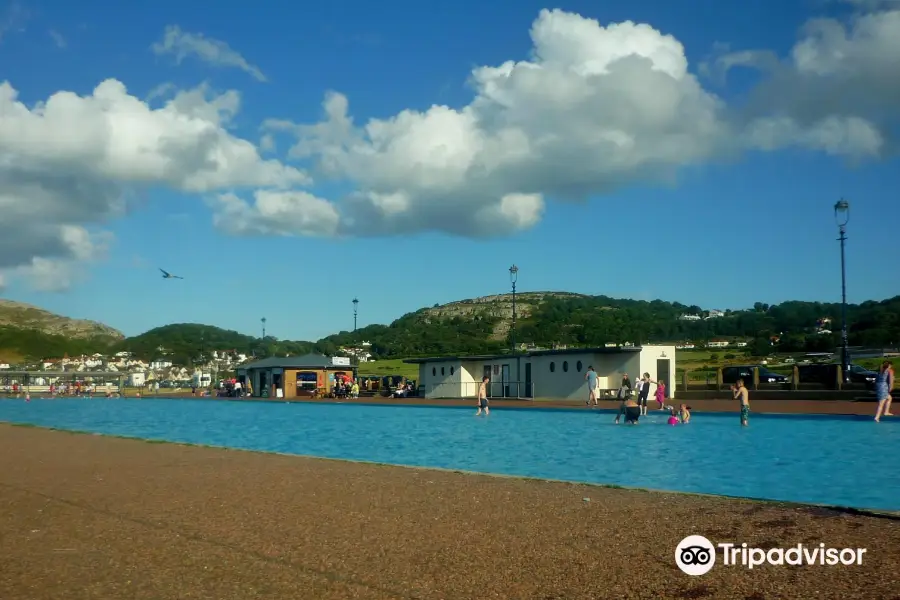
[[319, 293, 900, 359], [0, 293, 897, 366]]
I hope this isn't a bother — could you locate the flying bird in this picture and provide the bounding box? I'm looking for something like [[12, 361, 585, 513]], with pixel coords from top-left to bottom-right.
[[159, 268, 183, 279]]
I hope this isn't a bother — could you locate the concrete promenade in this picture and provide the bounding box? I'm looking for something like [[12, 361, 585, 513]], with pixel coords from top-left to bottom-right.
[[1, 424, 897, 599]]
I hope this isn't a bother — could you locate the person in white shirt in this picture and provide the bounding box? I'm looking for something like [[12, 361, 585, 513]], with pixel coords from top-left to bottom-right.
[[234, 380, 243, 397]]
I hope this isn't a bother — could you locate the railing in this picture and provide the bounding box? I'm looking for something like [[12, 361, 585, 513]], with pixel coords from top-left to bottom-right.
[[425, 381, 534, 399], [677, 365, 877, 392]]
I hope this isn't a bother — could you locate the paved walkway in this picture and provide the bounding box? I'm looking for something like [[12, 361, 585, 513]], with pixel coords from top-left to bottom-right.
[[0, 425, 896, 599]]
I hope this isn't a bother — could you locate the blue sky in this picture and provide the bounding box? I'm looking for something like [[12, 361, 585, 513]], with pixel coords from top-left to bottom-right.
[[1, 0, 897, 341]]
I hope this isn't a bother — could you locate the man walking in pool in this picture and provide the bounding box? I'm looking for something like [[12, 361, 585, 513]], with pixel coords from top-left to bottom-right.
[[732, 378, 750, 426], [476, 375, 490, 416]]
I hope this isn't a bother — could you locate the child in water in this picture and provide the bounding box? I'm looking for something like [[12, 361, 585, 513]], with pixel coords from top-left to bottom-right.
[[679, 404, 691, 424], [667, 407, 679, 425]]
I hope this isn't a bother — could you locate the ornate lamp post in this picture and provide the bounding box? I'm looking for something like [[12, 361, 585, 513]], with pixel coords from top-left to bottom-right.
[[353, 298, 359, 332], [509, 264, 519, 397], [834, 199, 850, 377], [261, 317, 266, 340]]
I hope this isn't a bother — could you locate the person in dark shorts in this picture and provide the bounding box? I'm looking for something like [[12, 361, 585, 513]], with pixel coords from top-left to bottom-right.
[[476, 375, 490, 416], [637, 373, 651, 416]]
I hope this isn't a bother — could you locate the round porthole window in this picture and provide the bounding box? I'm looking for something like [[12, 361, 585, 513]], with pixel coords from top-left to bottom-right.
[[450, 366, 455, 375], [576, 361, 583, 372], [441, 367, 445, 376], [550, 362, 555, 373], [563, 361, 569, 372], [432, 367, 436, 376]]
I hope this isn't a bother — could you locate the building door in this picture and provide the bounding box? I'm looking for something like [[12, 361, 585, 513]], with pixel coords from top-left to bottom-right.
[[502, 364, 510, 397], [657, 359, 671, 397], [525, 363, 533, 398]]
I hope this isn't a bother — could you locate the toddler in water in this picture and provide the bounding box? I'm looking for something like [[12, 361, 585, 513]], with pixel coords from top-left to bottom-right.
[[679, 404, 691, 424], [667, 407, 679, 425]]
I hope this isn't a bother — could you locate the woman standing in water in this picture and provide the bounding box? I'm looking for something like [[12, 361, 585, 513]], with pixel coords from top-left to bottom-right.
[[874, 361, 894, 422]]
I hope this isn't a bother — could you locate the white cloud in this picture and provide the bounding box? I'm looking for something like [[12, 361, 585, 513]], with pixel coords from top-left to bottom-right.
[[211, 190, 340, 237], [4, 6, 900, 292], [152, 25, 267, 82], [0, 78, 307, 290], [49, 29, 66, 49], [720, 7, 900, 157], [240, 7, 900, 239], [260, 9, 730, 237]]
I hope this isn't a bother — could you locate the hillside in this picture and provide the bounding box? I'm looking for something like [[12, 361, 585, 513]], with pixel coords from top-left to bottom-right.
[[0, 299, 124, 363], [115, 324, 315, 366], [320, 293, 900, 359], [0, 292, 898, 366], [0, 300, 123, 339]]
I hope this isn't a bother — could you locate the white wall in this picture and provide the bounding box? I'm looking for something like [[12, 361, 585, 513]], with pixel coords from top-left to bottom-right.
[[418, 359, 464, 398], [415, 346, 676, 400], [638, 345, 677, 399], [528, 352, 640, 399]]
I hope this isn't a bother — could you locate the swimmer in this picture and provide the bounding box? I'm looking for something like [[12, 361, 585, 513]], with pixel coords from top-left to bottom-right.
[[667, 407, 679, 425], [476, 375, 490, 416], [679, 404, 692, 424]]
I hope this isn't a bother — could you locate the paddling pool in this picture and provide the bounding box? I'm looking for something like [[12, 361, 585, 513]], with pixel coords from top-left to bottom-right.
[[1, 398, 897, 511]]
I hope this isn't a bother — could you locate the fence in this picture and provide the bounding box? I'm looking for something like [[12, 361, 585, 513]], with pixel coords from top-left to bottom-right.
[[424, 381, 533, 399], [678, 365, 877, 392]]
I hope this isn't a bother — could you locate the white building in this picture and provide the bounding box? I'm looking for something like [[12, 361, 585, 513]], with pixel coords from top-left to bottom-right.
[[150, 359, 173, 370], [405, 345, 676, 401], [707, 340, 730, 348], [127, 372, 146, 387]]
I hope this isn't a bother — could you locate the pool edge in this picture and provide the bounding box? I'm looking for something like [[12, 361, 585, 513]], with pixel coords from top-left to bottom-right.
[[4, 420, 899, 520]]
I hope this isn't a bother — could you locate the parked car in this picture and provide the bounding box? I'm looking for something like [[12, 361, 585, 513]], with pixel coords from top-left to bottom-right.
[[797, 363, 876, 389], [722, 365, 790, 385]]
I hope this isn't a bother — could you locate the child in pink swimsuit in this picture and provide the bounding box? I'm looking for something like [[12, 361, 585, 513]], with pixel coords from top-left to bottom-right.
[[655, 380, 666, 410], [667, 407, 678, 425]]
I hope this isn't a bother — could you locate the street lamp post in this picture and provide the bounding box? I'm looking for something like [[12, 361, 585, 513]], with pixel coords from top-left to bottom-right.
[[261, 317, 266, 340], [834, 199, 850, 378], [509, 264, 519, 398], [353, 298, 359, 332]]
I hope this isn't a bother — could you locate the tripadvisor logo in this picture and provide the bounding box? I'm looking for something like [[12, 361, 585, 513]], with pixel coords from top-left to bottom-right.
[[675, 535, 867, 576]]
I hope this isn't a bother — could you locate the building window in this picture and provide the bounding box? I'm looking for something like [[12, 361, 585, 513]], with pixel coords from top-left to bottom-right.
[[576, 361, 583, 372], [563, 361, 569, 372], [550, 361, 555, 373], [296, 371, 317, 391], [432, 367, 436, 376], [450, 366, 455, 375], [441, 367, 445, 376]]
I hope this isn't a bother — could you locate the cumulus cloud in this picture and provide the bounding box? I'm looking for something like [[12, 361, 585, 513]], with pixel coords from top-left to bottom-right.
[[718, 7, 900, 157], [245, 6, 900, 239], [0, 78, 307, 290], [258, 9, 730, 237], [4, 6, 900, 292], [152, 25, 267, 82]]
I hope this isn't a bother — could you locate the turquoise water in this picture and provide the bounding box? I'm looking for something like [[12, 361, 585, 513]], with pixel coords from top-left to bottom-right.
[[1, 398, 897, 511]]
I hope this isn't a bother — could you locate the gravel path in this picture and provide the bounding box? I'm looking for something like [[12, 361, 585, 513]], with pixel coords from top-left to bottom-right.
[[0, 424, 897, 600]]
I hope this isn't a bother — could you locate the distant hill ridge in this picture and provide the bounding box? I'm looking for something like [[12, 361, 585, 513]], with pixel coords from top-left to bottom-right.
[[0, 292, 898, 364], [422, 291, 591, 341], [0, 299, 124, 340]]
